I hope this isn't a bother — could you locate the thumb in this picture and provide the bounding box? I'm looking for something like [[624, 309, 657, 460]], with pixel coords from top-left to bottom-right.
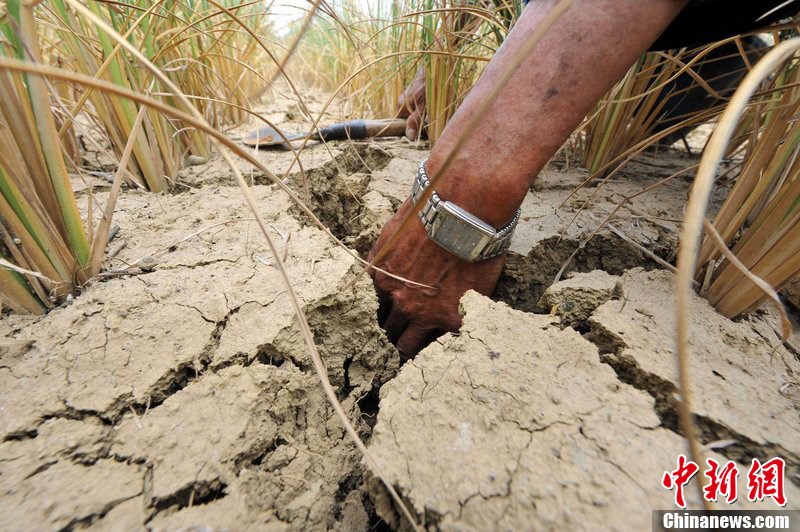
[[396, 94, 411, 118], [406, 111, 422, 141]]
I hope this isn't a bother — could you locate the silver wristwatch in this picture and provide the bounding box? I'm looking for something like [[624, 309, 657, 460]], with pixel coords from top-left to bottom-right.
[[410, 158, 520, 262]]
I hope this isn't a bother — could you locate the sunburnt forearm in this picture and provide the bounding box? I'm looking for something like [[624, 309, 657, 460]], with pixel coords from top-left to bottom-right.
[[426, 0, 689, 228]]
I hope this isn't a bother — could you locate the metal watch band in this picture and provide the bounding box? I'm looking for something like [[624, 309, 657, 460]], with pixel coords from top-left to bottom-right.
[[410, 158, 520, 262]]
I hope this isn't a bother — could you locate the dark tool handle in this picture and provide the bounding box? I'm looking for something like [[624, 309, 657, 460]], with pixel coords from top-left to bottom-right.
[[316, 119, 407, 141]]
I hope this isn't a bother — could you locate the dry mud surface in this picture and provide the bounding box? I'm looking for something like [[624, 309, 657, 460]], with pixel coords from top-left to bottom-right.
[[1, 95, 799, 530]]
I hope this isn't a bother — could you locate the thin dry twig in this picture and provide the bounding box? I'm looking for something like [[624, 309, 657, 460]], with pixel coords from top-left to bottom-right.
[[0, 258, 61, 286], [589, 213, 679, 275]]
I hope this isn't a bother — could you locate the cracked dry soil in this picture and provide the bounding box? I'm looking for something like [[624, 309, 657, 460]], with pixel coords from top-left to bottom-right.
[[1, 127, 799, 530]]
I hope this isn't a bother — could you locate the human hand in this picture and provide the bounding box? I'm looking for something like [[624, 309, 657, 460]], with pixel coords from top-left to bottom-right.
[[396, 66, 426, 141], [368, 198, 506, 359]]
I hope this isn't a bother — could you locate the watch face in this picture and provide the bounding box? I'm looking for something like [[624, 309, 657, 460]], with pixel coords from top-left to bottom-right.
[[430, 201, 495, 261]]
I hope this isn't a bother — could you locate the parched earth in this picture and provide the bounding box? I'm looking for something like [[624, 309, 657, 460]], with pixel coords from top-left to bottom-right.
[[1, 97, 799, 530]]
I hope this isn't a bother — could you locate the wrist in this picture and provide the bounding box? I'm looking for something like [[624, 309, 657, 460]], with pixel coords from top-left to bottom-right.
[[410, 158, 520, 262], [424, 152, 529, 228]]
